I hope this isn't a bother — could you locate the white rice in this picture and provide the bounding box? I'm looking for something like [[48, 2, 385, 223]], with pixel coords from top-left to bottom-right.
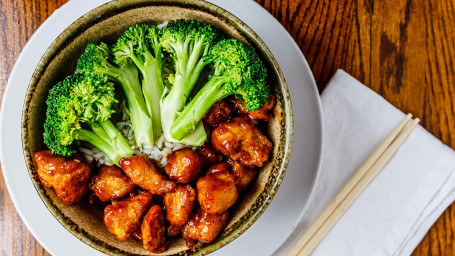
[[78, 105, 195, 167]]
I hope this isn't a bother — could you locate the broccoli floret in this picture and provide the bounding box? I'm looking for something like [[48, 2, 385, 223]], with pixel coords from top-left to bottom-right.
[[159, 19, 221, 145], [77, 42, 154, 146], [43, 74, 134, 165], [170, 39, 269, 140], [114, 24, 164, 137]]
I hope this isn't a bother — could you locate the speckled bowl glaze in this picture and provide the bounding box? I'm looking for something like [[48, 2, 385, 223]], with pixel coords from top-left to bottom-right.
[[21, 0, 292, 255]]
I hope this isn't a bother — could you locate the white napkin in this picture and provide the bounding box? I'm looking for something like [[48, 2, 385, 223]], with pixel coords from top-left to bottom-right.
[[280, 70, 455, 256]]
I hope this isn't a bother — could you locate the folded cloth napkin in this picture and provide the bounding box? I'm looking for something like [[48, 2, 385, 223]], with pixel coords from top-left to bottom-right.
[[277, 69, 455, 256]]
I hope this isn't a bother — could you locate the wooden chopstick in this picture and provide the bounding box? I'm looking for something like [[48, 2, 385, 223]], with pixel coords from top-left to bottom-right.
[[287, 114, 420, 256]]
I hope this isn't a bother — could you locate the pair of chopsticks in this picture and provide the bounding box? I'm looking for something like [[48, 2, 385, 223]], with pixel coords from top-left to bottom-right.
[[287, 113, 420, 256]]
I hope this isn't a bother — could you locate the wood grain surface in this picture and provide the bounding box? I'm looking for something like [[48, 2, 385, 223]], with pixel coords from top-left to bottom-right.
[[0, 0, 453, 255]]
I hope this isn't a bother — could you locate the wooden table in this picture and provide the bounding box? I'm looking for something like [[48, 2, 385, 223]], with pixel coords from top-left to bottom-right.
[[0, 0, 453, 255]]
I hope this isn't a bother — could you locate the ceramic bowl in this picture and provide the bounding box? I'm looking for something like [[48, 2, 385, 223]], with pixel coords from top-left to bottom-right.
[[21, 0, 293, 255]]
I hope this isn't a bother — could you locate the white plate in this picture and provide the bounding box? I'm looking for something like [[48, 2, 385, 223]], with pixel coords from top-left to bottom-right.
[[0, 0, 323, 255]]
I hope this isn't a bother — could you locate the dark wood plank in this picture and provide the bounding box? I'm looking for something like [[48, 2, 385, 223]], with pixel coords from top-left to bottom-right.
[[0, 0, 453, 255]]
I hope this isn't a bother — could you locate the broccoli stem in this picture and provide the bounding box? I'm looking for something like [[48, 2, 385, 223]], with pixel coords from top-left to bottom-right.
[[186, 39, 207, 79], [170, 77, 227, 140], [122, 49, 163, 138], [115, 67, 154, 146], [75, 119, 134, 165], [142, 58, 163, 137], [160, 74, 207, 146], [87, 121, 111, 142], [160, 39, 208, 145]]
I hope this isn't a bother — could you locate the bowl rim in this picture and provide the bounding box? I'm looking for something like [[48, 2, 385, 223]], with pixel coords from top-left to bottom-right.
[[20, 0, 293, 255]]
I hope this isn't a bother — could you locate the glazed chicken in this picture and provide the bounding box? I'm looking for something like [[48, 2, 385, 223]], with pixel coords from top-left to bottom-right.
[[167, 223, 183, 237], [203, 100, 234, 127], [104, 191, 153, 241], [34, 150, 92, 205], [165, 149, 204, 184], [182, 208, 229, 248], [88, 165, 135, 202], [232, 94, 276, 121], [119, 156, 176, 194], [206, 162, 230, 175], [197, 142, 223, 165], [206, 162, 256, 191], [211, 116, 273, 168], [141, 205, 166, 253], [196, 168, 238, 214], [132, 229, 143, 241], [163, 184, 196, 226], [228, 160, 257, 191]]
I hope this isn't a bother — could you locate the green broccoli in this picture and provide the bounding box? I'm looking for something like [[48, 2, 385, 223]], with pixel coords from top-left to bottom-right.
[[77, 42, 154, 146], [43, 74, 134, 165], [170, 39, 269, 140], [159, 19, 221, 146], [114, 24, 164, 137]]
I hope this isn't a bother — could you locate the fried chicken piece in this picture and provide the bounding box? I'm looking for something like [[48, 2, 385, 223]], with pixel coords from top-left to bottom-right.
[[211, 116, 272, 168], [132, 229, 142, 241], [197, 142, 223, 165], [206, 162, 230, 175], [163, 184, 196, 226], [203, 100, 234, 127], [88, 165, 135, 202], [119, 156, 176, 194], [196, 170, 238, 214], [232, 94, 275, 121], [141, 205, 166, 253], [182, 208, 229, 248], [34, 150, 92, 205], [165, 149, 204, 184], [167, 223, 183, 237], [228, 160, 257, 191], [104, 191, 153, 241]]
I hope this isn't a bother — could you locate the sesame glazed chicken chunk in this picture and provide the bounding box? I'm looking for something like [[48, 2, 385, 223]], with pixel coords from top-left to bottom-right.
[[104, 191, 153, 241], [141, 205, 166, 253], [34, 150, 92, 205], [206, 162, 230, 175], [165, 148, 204, 184], [196, 168, 238, 214], [163, 184, 196, 226], [182, 208, 229, 248], [228, 160, 257, 191], [89, 165, 135, 202], [211, 116, 272, 168], [197, 142, 223, 165], [119, 156, 176, 194], [203, 100, 234, 127]]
